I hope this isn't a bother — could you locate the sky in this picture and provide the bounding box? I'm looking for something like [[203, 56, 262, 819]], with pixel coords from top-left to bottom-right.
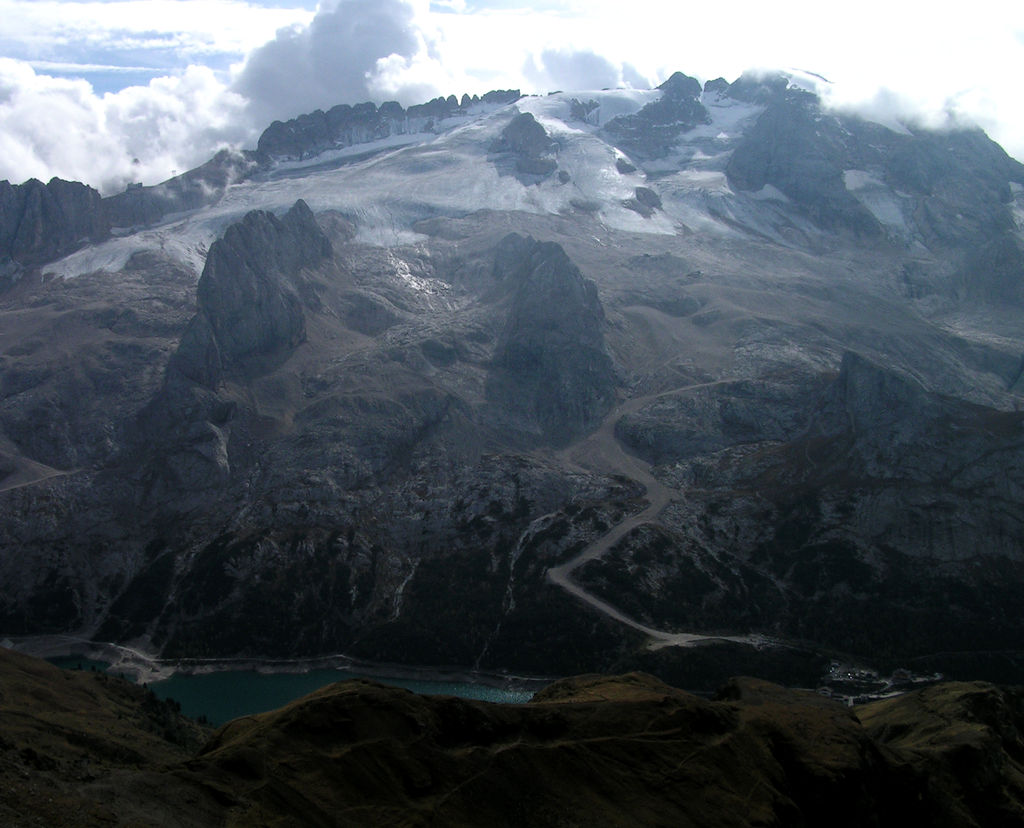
[[1, 0, 1023, 194]]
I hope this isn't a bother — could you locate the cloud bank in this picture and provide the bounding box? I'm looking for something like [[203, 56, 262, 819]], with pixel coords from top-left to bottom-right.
[[1, 0, 1022, 194], [0, 59, 251, 194], [234, 0, 425, 124], [523, 50, 650, 93]]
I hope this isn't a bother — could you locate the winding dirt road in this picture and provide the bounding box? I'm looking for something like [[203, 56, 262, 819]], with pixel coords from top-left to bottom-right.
[[547, 382, 768, 650], [0, 461, 77, 494]]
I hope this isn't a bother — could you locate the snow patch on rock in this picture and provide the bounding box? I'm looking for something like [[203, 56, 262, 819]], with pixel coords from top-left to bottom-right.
[[843, 169, 909, 234]]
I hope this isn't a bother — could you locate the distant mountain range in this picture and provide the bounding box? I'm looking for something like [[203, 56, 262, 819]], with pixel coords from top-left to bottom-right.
[[1, 70, 1023, 689]]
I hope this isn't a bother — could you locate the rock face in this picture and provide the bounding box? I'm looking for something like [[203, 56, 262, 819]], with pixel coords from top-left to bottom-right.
[[703, 76, 730, 97], [489, 111, 559, 181], [0, 178, 109, 277], [103, 150, 260, 230], [595, 352, 1024, 667], [139, 199, 331, 497], [623, 185, 663, 218], [726, 90, 883, 237], [258, 101, 397, 160], [603, 71, 710, 158], [614, 377, 818, 465], [489, 233, 615, 444], [256, 90, 521, 161], [726, 79, 1024, 251], [4, 652, 1024, 828], [102, 89, 523, 230], [172, 198, 330, 385], [725, 71, 791, 103]]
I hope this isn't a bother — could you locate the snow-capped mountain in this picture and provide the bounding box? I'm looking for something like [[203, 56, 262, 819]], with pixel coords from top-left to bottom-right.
[[2, 71, 1023, 687]]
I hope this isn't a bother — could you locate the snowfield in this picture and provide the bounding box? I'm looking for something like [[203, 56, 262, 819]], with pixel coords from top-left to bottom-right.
[[43, 86, 951, 282]]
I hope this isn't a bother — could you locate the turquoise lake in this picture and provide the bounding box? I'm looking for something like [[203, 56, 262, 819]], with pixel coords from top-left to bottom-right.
[[49, 658, 537, 725]]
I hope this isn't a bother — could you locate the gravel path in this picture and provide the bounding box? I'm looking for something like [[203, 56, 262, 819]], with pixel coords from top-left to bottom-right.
[[547, 382, 768, 650]]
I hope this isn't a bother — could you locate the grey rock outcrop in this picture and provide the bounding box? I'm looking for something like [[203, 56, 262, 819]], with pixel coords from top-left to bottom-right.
[[258, 102, 394, 160], [488, 234, 615, 444], [813, 351, 936, 438], [489, 112, 559, 181], [570, 98, 601, 125], [802, 352, 1021, 484], [146, 199, 331, 495], [603, 71, 710, 159], [479, 89, 522, 106], [726, 91, 882, 237], [623, 186, 663, 218], [616, 379, 818, 465], [170, 199, 330, 387], [726, 82, 1024, 252], [725, 71, 790, 104], [0, 178, 109, 274], [703, 77, 730, 97], [256, 90, 521, 162], [657, 71, 702, 100], [103, 150, 260, 230]]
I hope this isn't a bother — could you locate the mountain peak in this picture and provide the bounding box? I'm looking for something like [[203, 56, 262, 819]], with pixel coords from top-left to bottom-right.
[[657, 71, 702, 100]]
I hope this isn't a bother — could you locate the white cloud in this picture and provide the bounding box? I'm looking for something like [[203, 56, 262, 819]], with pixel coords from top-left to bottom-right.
[[0, 0, 314, 63], [27, 61, 167, 74], [233, 0, 437, 122], [0, 59, 251, 194], [523, 50, 625, 92]]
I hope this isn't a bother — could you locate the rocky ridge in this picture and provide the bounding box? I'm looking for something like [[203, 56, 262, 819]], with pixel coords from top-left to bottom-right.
[[136, 199, 333, 498], [489, 111, 560, 181], [725, 78, 1024, 260], [603, 71, 710, 159], [0, 178, 109, 285], [25, 89, 524, 235], [102, 149, 261, 231], [172, 198, 330, 385], [257, 89, 521, 161], [488, 233, 616, 444]]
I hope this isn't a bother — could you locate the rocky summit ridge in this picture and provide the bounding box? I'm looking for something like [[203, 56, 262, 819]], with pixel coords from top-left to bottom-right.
[[0, 70, 1023, 691]]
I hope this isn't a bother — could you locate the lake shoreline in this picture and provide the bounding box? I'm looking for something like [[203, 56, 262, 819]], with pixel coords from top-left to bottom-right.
[[3, 633, 556, 694]]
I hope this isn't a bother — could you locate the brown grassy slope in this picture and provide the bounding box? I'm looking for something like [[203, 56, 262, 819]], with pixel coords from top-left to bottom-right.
[[3, 646, 1024, 827], [189, 673, 917, 828], [859, 681, 1024, 827], [0, 646, 214, 827]]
